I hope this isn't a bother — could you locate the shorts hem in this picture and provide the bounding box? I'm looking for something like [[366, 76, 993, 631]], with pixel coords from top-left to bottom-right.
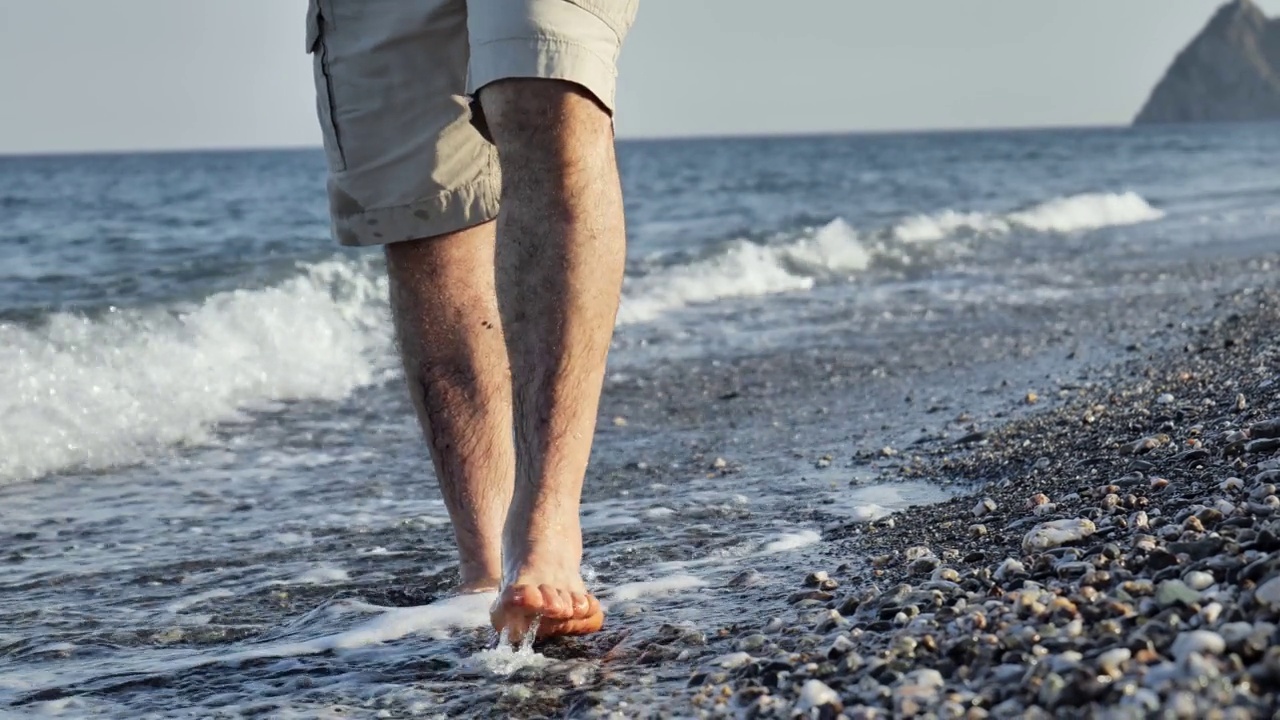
[[466, 37, 619, 114], [330, 174, 502, 247]]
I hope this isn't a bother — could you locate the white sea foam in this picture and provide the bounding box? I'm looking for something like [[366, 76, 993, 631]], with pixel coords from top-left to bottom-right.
[[468, 644, 552, 677], [1008, 192, 1166, 232], [615, 192, 1161, 325], [894, 210, 1010, 243], [893, 192, 1165, 242], [608, 574, 707, 602], [215, 593, 495, 664], [617, 218, 869, 325], [0, 259, 392, 484], [290, 567, 350, 585], [165, 588, 235, 614], [760, 529, 821, 553]]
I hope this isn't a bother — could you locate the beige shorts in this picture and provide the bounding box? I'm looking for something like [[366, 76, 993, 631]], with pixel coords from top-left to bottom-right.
[[305, 0, 638, 247]]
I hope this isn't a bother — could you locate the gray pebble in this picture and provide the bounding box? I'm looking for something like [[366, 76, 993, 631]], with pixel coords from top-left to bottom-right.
[[1256, 576, 1280, 609]]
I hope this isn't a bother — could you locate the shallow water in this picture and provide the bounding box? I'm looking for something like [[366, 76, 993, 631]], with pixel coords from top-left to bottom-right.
[[2, 124, 1279, 716]]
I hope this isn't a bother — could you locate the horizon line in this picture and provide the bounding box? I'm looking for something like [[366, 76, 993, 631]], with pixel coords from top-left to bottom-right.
[[0, 120, 1147, 159], [8, 118, 1280, 158]]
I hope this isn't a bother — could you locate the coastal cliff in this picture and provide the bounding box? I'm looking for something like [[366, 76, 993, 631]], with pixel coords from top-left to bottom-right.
[[1134, 0, 1280, 125]]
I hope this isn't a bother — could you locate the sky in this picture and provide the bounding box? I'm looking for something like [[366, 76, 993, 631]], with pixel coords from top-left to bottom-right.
[[1, 0, 1277, 154]]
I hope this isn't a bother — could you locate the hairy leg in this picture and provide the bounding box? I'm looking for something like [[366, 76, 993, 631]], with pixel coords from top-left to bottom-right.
[[480, 80, 626, 640], [385, 223, 514, 592]]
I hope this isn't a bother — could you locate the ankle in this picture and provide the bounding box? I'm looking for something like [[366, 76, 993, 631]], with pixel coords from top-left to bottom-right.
[[502, 541, 583, 578], [458, 559, 502, 589]]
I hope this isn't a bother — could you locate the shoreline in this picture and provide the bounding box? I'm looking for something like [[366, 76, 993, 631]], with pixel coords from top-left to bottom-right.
[[679, 285, 1280, 717]]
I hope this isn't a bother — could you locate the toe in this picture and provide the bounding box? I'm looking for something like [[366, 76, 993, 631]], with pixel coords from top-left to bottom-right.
[[569, 591, 592, 617], [539, 585, 573, 619], [535, 608, 605, 639], [506, 584, 545, 613]]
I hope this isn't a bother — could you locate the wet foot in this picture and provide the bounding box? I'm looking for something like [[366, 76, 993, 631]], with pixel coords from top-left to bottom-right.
[[490, 572, 603, 641]]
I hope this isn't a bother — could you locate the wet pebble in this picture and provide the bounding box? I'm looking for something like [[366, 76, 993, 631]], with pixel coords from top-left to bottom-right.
[[1022, 518, 1096, 552], [909, 557, 940, 575], [796, 679, 841, 713], [1248, 438, 1280, 454], [803, 571, 829, 587], [728, 569, 765, 587], [972, 498, 997, 517], [762, 617, 786, 634], [1254, 419, 1280, 439], [715, 652, 755, 669], [995, 558, 1026, 581], [1121, 434, 1168, 455]]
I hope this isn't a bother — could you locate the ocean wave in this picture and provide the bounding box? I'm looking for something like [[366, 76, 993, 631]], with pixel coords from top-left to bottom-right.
[[0, 192, 1165, 482], [0, 258, 393, 484], [614, 192, 1164, 324], [616, 218, 869, 325], [892, 192, 1166, 243]]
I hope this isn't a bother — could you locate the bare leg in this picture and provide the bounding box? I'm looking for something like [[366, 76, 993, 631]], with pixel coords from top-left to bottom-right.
[[385, 223, 514, 593], [481, 80, 626, 640]]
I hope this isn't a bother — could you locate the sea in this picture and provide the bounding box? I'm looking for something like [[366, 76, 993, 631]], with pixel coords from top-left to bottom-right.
[[1, 124, 1278, 717]]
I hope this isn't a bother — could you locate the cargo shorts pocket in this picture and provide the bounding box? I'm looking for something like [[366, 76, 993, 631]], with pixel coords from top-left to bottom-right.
[[305, 0, 347, 172]]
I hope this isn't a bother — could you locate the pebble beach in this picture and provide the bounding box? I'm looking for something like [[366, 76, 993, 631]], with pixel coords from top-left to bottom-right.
[[672, 286, 1280, 718]]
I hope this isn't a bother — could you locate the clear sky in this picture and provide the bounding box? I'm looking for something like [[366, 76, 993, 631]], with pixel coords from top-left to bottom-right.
[[1, 0, 1277, 153]]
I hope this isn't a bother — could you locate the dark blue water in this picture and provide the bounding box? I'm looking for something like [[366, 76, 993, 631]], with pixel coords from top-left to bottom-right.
[[1, 125, 1278, 716]]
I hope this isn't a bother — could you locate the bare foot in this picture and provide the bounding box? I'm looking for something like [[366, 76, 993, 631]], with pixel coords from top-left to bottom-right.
[[490, 571, 603, 641]]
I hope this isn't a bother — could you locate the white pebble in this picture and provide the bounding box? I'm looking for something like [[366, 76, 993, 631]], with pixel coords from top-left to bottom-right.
[[973, 497, 997, 517], [1171, 630, 1225, 662], [1131, 511, 1150, 531], [1220, 477, 1244, 493], [796, 679, 840, 711], [826, 635, 855, 656], [1156, 393, 1175, 405], [1022, 518, 1097, 553], [1184, 571, 1215, 592], [1097, 647, 1131, 678], [904, 546, 935, 561], [1199, 602, 1223, 626], [715, 652, 755, 669], [995, 558, 1026, 581], [903, 668, 944, 690]]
